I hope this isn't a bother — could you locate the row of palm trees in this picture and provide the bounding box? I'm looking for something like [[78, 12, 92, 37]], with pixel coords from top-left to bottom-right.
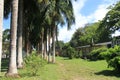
[[0, 0, 75, 77]]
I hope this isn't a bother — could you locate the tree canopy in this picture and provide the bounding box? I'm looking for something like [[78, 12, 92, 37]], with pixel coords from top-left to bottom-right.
[[98, 1, 120, 37], [70, 22, 99, 47]]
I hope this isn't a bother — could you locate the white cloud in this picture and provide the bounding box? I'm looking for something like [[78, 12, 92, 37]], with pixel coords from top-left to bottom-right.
[[58, 0, 119, 43], [88, 0, 120, 22], [87, 4, 109, 22], [58, 0, 87, 42]]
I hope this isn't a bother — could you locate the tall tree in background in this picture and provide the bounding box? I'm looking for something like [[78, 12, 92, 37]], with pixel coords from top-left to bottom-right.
[[70, 22, 102, 47], [6, 0, 19, 77], [98, 1, 120, 41], [47, 0, 75, 63], [0, 0, 4, 72]]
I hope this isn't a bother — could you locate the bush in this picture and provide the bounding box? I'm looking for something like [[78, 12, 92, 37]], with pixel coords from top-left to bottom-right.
[[62, 43, 77, 59], [101, 45, 120, 71], [66, 46, 76, 59], [89, 47, 108, 61], [75, 50, 82, 58], [24, 51, 47, 76]]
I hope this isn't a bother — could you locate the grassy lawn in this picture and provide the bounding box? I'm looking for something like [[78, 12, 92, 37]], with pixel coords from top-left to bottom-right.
[[0, 57, 120, 80]]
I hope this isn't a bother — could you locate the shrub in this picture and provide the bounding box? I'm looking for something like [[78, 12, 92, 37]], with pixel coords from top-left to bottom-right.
[[66, 46, 76, 59], [62, 43, 78, 59], [24, 51, 47, 76], [101, 45, 120, 71], [75, 50, 82, 58], [89, 47, 108, 61]]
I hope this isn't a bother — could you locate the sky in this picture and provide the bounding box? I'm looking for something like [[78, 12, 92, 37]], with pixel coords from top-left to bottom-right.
[[58, 0, 119, 43], [3, 0, 120, 42]]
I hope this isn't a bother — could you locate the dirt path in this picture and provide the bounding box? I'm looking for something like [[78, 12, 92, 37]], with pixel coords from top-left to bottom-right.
[[57, 60, 84, 80], [57, 62, 71, 80]]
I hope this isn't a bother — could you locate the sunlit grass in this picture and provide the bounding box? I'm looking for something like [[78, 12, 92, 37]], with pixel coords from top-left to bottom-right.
[[1, 57, 120, 80]]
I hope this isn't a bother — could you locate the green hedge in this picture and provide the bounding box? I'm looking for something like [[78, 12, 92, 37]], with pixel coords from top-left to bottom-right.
[[89, 47, 108, 61]]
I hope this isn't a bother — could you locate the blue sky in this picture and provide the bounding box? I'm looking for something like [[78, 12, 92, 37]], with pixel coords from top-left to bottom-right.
[[58, 0, 119, 42], [80, 0, 103, 16], [3, 0, 119, 42], [3, 15, 10, 29]]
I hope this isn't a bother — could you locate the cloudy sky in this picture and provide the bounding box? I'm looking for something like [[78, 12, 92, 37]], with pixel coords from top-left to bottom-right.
[[3, 0, 119, 42], [58, 0, 119, 43]]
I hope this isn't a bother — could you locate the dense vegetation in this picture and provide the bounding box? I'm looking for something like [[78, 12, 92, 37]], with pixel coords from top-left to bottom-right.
[[89, 47, 108, 61], [70, 22, 111, 48]]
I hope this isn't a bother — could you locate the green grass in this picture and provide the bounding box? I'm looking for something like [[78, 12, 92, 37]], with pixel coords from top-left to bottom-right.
[[57, 57, 120, 80], [1, 57, 120, 80]]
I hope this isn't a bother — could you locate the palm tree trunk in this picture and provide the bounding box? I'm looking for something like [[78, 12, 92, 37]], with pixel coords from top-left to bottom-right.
[[6, 0, 19, 77], [25, 31, 30, 56], [48, 28, 51, 63], [41, 32, 44, 58], [52, 25, 56, 63], [0, 0, 4, 72], [43, 40, 47, 59], [17, 0, 23, 68]]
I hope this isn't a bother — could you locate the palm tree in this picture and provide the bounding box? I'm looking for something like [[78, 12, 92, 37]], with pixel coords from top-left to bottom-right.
[[48, 0, 75, 63], [52, 24, 56, 63], [23, 0, 49, 56], [0, 0, 4, 72], [6, 0, 19, 77], [17, 0, 23, 68], [48, 27, 52, 62]]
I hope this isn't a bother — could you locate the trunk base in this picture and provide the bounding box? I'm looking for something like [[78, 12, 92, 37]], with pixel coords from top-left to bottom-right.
[[17, 63, 24, 69], [17, 65, 24, 69], [5, 73, 20, 78]]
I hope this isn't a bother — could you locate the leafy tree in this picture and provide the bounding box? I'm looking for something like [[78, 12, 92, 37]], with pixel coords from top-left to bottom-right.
[[2, 29, 10, 42], [70, 27, 84, 47], [62, 43, 78, 59], [2, 29, 10, 58], [66, 46, 76, 59], [98, 1, 120, 42], [80, 23, 100, 45], [70, 22, 101, 47], [55, 40, 64, 56]]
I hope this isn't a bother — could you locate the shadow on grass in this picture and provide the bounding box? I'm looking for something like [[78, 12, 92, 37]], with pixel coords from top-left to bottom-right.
[[63, 58, 70, 60], [95, 70, 120, 77], [1, 58, 9, 72]]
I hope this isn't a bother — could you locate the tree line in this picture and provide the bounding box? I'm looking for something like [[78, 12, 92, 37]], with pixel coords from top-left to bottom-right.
[[0, 0, 75, 77], [70, 1, 120, 48]]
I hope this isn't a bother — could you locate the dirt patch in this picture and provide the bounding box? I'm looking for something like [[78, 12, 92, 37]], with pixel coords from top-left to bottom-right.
[[73, 77, 86, 80]]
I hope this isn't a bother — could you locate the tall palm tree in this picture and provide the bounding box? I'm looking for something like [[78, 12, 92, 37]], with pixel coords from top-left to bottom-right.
[[6, 0, 19, 77], [47, 0, 75, 63], [52, 24, 56, 63], [0, 0, 4, 72], [48, 27, 52, 62], [23, 0, 49, 56], [17, 0, 23, 68]]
